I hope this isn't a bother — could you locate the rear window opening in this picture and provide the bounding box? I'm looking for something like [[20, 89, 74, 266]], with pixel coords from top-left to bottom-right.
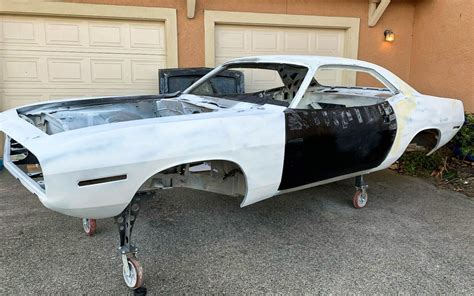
[[296, 65, 398, 110], [8, 138, 45, 190]]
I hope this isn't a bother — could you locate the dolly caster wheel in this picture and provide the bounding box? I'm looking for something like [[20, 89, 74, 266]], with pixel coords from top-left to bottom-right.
[[352, 189, 368, 209], [122, 256, 144, 290], [82, 218, 96, 236], [353, 175, 368, 209], [116, 194, 152, 292]]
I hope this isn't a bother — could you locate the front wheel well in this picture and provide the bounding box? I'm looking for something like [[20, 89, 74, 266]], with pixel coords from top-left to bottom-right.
[[137, 159, 248, 197]]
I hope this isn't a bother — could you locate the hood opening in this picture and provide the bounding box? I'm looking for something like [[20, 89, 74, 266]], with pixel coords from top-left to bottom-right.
[[18, 95, 224, 135]]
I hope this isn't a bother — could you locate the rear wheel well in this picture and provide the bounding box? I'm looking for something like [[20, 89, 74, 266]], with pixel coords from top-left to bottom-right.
[[405, 129, 440, 153], [137, 160, 247, 197]]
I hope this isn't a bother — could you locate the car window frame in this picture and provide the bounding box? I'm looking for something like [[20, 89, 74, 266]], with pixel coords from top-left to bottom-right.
[[314, 64, 400, 95], [183, 62, 313, 106]]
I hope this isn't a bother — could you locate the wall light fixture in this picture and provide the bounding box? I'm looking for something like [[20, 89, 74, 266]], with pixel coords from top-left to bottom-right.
[[384, 29, 395, 42]]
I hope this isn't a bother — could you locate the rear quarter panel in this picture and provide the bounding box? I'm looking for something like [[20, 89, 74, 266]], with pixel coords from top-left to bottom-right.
[[382, 92, 464, 167]]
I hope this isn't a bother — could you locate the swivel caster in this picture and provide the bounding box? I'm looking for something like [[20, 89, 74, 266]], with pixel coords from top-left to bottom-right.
[[353, 175, 368, 209], [122, 255, 144, 289], [116, 193, 152, 292], [352, 189, 368, 208], [82, 218, 96, 236]]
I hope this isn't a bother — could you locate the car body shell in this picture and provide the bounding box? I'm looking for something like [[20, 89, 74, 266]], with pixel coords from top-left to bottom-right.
[[0, 56, 465, 218]]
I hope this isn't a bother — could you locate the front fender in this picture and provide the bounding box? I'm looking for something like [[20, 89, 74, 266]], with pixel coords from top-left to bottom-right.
[[36, 106, 286, 218]]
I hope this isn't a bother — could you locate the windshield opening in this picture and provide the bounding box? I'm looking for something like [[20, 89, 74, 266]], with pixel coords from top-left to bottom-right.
[[186, 63, 309, 107]]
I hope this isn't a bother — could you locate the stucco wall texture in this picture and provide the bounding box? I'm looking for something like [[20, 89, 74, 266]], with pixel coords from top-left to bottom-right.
[[410, 0, 473, 112], [63, 0, 472, 112]]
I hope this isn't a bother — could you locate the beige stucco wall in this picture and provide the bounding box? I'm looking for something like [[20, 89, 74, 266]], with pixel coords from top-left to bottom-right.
[[409, 0, 473, 112]]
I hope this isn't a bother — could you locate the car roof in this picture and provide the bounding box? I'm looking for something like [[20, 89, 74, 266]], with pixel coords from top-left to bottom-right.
[[222, 55, 380, 69]]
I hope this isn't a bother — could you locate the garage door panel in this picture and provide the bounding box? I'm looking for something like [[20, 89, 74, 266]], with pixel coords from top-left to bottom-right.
[[2, 81, 161, 90], [252, 31, 279, 52], [3, 88, 158, 109], [130, 24, 165, 50], [44, 20, 84, 46], [215, 30, 248, 53], [1, 54, 165, 85], [47, 58, 87, 82], [90, 59, 128, 83], [2, 82, 160, 91], [1, 16, 166, 55], [283, 31, 312, 53], [0, 16, 41, 45], [88, 23, 126, 48], [3, 94, 43, 109], [316, 33, 344, 54], [216, 24, 345, 91], [1, 15, 167, 115], [131, 59, 166, 83], [216, 25, 345, 58], [3, 57, 42, 82]]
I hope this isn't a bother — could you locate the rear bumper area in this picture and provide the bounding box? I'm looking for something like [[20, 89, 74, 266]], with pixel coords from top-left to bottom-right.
[[3, 136, 46, 200]]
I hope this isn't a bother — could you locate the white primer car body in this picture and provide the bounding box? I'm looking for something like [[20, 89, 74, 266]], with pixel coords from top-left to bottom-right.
[[0, 56, 465, 219]]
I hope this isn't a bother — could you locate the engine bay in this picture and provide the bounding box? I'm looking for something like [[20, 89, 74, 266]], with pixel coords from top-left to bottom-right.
[[18, 95, 229, 135]]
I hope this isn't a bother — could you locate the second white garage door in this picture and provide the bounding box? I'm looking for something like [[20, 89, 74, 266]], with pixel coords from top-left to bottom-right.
[[215, 24, 346, 91], [0, 15, 168, 110]]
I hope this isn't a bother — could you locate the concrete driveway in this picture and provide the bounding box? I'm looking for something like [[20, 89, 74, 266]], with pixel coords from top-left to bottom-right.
[[1, 169, 473, 294]]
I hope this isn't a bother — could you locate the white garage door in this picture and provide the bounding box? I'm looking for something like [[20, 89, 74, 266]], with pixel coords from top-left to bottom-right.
[[215, 24, 346, 91], [0, 15, 167, 110]]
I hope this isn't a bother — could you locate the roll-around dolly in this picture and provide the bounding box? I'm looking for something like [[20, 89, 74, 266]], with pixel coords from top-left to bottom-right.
[[82, 218, 96, 236], [353, 175, 368, 209], [115, 193, 152, 291]]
